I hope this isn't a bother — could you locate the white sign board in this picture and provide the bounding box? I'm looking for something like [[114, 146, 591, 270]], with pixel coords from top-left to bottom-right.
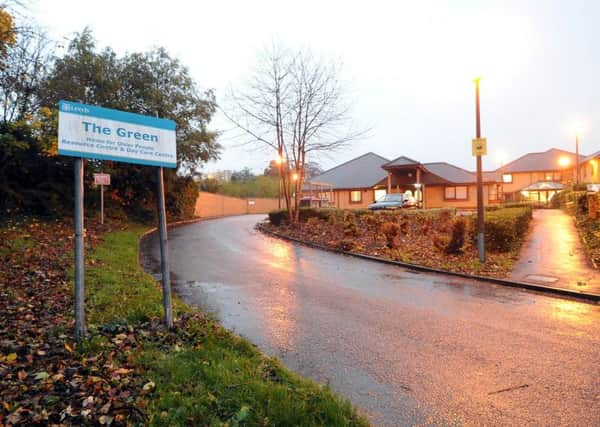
[[58, 100, 177, 168], [93, 173, 111, 186]]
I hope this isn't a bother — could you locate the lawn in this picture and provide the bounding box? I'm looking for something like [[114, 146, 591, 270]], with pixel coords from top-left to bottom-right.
[[0, 219, 368, 426]]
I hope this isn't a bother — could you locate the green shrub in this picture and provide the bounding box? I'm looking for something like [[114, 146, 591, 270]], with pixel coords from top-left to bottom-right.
[[298, 207, 334, 222], [500, 202, 535, 209], [166, 176, 198, 221], [471, 206, 532, 252], [268, 207, 337, 225], [268, 209, 288, 226], [551, 190, 587, 215]]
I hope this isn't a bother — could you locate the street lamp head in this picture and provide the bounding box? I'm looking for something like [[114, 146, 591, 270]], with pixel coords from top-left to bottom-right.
[[292, 173, 299, 181], [558, 156, 570, 168], [275, 154, 283, 165]]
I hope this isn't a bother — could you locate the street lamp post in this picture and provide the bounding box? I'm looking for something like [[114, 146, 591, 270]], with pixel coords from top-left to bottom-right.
[[474, 78, 485, 263]]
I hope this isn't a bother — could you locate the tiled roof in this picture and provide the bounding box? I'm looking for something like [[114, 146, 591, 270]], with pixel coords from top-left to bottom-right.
[[383, 155, 421, 167], [422, 162, 498, 184], [499, 148, 586, 173], [582, 150, 600, 163], [308, 152, 390, 189]]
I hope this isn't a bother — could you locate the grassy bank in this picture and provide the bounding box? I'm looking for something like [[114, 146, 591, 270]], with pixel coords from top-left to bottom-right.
[[0, 220, 367, 426], [86, 227, 368, 426]]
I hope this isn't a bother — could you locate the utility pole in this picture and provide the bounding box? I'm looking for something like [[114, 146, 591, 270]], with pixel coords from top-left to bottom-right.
[[474, 78, 485, 263]]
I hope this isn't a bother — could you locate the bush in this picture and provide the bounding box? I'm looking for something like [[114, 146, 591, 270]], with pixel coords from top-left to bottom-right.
[[445, 217, 466, 254], [268, 207, 337, 225], [166, 176, 199, 221], [432, 234, 450, 252], [343, 221, 359, 237], [298, 207, 334, 222], [268, 209, 288, 226], [337, 239, 356, 251], [471, 206, 532, 252], [380, 222, 400, 248], [500, 202, 535, 209]]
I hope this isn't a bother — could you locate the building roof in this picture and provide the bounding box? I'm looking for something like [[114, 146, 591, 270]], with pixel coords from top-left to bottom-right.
[[582, 150, 600, 163], [309, 152, 390, 189], [422, 162, 474, 183], [421, 162, 499, 184], [499, 148, 586, 173], [382, 155, 421, 168]]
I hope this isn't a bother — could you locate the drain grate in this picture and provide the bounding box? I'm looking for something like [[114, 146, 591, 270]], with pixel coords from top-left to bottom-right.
[[523, 274, 559, 284]]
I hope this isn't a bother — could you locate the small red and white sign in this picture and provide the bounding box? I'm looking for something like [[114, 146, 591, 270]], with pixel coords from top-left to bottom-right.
[[93, 173, 111, 186]]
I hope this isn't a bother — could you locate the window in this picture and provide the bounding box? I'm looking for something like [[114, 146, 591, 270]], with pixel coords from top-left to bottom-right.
[[444, 186, 468, 200], [552, 172, 562, 181], [502, 174, 513, 183], [489, 184, 499, 201], [350, 190, 362, 203], [545, 172, 553, 181], [374, 189, 387, 202]]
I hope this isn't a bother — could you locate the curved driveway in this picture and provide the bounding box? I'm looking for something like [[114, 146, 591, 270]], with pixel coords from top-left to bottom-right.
[[141, 215, 600, 426]]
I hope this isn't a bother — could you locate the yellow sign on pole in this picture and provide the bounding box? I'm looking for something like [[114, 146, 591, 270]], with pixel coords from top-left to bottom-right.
[[472, 138, 487, 156]]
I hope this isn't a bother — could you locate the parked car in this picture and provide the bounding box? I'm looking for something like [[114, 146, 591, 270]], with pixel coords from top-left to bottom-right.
[[368, 193, 414, 210]]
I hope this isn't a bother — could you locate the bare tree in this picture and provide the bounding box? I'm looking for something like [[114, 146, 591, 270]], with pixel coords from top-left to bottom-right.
[[225, 45, 364, 222], [0, 27, 51, 122]]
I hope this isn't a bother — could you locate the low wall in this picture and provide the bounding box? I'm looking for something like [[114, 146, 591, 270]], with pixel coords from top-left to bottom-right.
[[194, 191, 279, 218]]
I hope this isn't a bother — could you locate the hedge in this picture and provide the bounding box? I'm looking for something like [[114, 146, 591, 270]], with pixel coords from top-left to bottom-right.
[[268, 208, 338, 225], [471, 206, 533, 252]]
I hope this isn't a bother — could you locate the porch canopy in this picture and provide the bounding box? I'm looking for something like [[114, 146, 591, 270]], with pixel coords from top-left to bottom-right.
[[520, 181, 564, 204], [381, 156, 428, 191]]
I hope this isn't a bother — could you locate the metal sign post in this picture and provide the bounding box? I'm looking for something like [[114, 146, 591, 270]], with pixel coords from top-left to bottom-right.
[[101, 184, 104, 224], [74, 158, 86, 340], [474, 78, 485, 263], [156, 166, 173, 329], [93, 173, 110, 225]]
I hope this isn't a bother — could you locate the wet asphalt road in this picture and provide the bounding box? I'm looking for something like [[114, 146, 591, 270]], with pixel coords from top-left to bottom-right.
[[140, 215, 600, 426]]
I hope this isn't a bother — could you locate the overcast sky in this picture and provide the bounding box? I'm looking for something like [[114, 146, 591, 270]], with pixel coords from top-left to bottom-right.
[[30, 0, 599, 174]]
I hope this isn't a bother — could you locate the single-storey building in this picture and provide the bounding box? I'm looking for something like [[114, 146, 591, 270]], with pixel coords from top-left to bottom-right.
[[306, 152, 501, 209], [306, 147, 587, 209], [498, 148, 584, 204], [581, 150, 600, 184]]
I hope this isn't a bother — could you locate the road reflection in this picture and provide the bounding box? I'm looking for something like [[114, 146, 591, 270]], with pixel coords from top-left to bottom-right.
[[261, 239, 300, 351], [266, 240, 293, 270], [549, 299, 593, 326]]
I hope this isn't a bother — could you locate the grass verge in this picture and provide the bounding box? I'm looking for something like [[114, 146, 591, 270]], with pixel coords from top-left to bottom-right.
[[86, 226, 368, 426]]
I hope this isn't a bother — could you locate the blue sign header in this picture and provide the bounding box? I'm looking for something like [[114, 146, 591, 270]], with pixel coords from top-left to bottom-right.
[[59, 100, 176, 131]]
